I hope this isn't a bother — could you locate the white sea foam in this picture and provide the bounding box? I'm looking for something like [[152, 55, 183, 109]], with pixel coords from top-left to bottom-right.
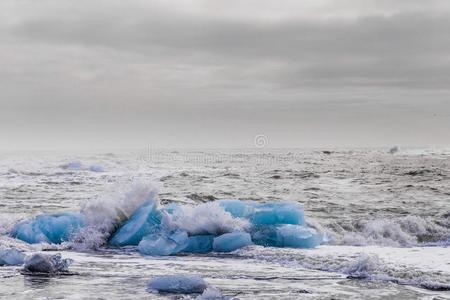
[[235, 245, 450, 290], [325, 215, 449, 247], [68, 180, 160, 250], [162, 202, 250, 235], [194, 288, 228, 300]]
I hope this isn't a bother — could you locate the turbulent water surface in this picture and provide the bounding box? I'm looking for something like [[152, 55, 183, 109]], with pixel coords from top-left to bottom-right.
[[0, 148, 449, 299]]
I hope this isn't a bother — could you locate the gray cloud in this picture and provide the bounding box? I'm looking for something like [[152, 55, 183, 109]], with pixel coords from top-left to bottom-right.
[[1, 1, 450, 149]]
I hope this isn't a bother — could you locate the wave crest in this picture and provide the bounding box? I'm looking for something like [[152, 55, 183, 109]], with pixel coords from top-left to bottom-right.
[[326, 215, 449, 247]]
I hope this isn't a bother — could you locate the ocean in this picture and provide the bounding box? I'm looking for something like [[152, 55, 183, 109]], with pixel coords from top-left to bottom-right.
[[0, 148, 449, 299]]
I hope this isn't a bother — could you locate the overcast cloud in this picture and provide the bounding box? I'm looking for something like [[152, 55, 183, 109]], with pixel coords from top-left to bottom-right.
[[1, 0, 450, 149]]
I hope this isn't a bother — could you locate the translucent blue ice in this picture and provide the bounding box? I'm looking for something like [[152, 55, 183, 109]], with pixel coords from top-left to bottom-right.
[[147, 274, 207, 294], [11, 212, 84, 244], [213, 232, 253, 252], [138, 230, 188, 256], [109, 200, 162, 246], [89, 165, 104, 172], [184, 235, 215, 253], [0, 248, 26, 266], [217, 199, 259, 219], [251, 224, 322, 248], [250, 202, 306, 226], [219, 200, 306, 226], [65, 162, 83, 170]]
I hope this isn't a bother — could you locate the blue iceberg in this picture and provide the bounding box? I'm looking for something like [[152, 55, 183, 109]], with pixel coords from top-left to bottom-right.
[[0, 248, 26, 266], [213, 232, 253, 252], [138, 230, 188, 256], [184, 235, 215, 253], [147, 274, 207, 294], [250, 202, 306, 226], [251, 224, 322, 248], [11, 212, 84, 244], [109, 200, 162, 246]]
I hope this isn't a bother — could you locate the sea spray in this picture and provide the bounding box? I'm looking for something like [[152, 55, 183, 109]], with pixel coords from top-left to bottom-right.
[[71, 180, 160, 249], [162, 202, 251, 235]]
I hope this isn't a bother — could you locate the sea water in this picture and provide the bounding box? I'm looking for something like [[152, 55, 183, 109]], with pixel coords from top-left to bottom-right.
[[0, 148, 449, 299]]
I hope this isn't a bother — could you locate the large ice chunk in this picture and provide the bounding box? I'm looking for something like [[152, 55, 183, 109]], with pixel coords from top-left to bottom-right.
[[138, 230, 188, 256], [250, 202, 306, 226], [0, 248, 26, 266], [11, 212, 84, 244], [109, 200, 162, 246], [251, 224, 322, 248], [213, 232, 253, 252], [184, 235, 215, 253], [23, 253, 73, 274], [147, 275, 207, 294]]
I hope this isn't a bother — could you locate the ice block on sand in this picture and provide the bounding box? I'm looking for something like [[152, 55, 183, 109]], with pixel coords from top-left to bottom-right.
[[212, 232, 253, 252], [138, 230, 188, 256], [0, 249, 26, 266], [184, 235, 215, 253], [11, 212, 84, 244], [147, 274, 207, 294], [251, 224, 322, 248]]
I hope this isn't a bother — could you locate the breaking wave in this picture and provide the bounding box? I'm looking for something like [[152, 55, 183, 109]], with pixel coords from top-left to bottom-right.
[[322, 215, 450, 247], [68, 180, 160, 250], [162, 202, 250, 236]]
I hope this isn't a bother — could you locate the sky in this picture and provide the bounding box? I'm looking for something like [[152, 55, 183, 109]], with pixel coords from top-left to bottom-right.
[[1, 0, 450, 150]]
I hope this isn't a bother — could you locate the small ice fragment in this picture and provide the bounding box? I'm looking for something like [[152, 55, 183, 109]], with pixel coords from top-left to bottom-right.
[[213, 232, 253, 252], [0, 248, 26, 266], [184, 235, 215, 253], [109, 200, 162, 246], [62, 162, 83, 170], [251, 224, 322, 248], [89, 165, 104, 172], [196, 287, 227, 300], [23, 253, 73, 274], [251, 202, 306, 226], [138, 230, 188, 256], [11, 212, 84, 244], [147, 274, 207, 294]]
